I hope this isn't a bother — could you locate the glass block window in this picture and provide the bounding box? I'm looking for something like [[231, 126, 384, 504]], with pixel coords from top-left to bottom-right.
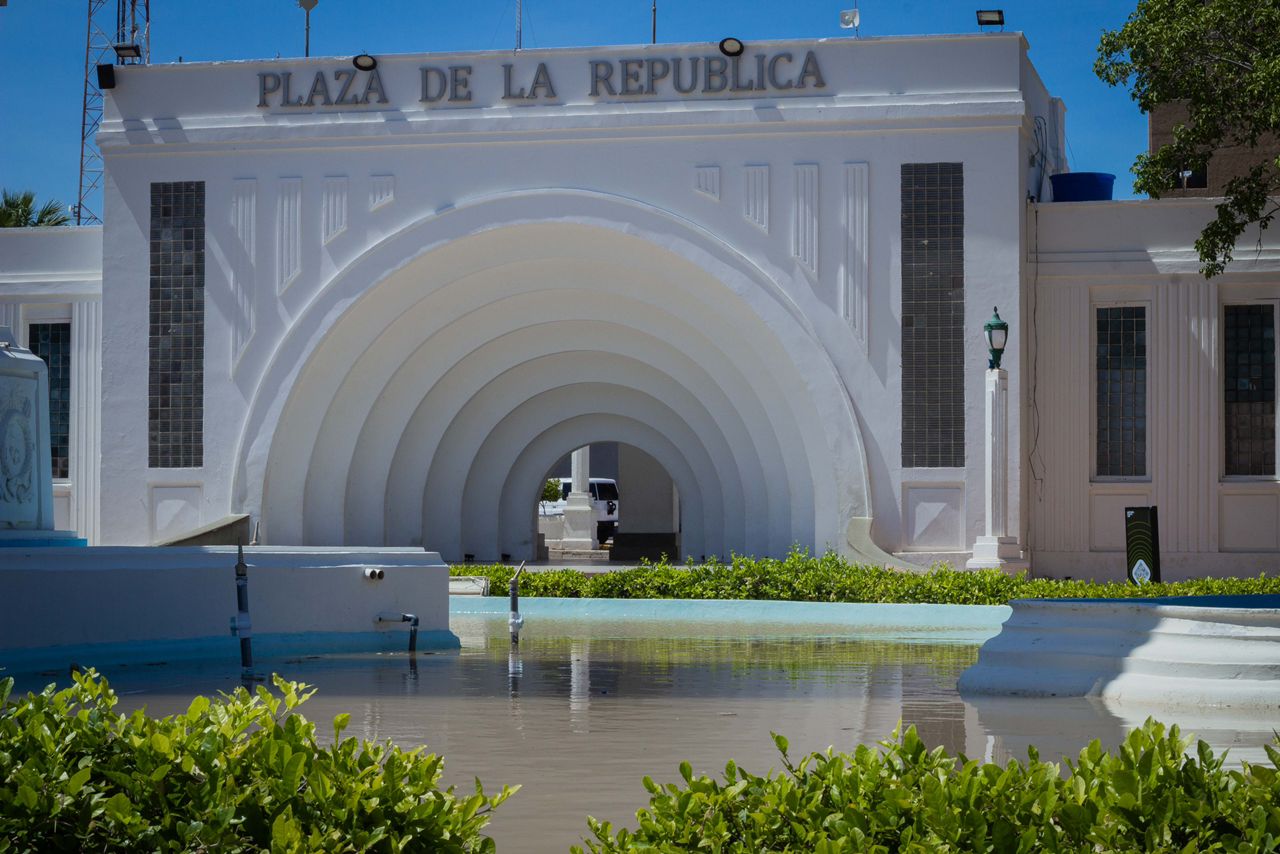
[[28, 322, 71, 479], [901, 162, 965, 468], [1224, 304, 1276, 476], [1095, 306, 1147, 477], [149, 181, 205, 468]]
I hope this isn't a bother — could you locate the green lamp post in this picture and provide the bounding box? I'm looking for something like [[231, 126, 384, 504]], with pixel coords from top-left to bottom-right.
[[983, 307, 1009, 370]]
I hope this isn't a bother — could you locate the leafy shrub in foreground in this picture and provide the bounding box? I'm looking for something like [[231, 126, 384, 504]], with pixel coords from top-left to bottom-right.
[[451, 548, 1280, 605], [577, 721, 1280, 853], [0, 671, 514, 853]]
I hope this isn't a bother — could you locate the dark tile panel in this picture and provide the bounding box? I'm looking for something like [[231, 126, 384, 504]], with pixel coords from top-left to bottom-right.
[[28, 322, 71, 479], [901, 162, 965, 468], [149, 181, 205, 468]]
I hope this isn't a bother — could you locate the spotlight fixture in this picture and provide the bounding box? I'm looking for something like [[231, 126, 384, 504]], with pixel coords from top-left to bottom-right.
[[718, 37, 745, 57], [112, 42, 142, 60], [352, 53, 377, 71], [975, 9, 1004, 27], [839, 8, 860, 29]]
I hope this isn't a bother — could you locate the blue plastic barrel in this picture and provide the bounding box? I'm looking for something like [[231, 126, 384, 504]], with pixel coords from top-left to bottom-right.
[[1049, 172, 1115, 202]]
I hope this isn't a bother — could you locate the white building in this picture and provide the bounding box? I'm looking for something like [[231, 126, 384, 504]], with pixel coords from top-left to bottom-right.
[[2, 32, 1277, 580]]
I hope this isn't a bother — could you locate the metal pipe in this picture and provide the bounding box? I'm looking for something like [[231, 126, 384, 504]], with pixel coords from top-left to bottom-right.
[[229, 543, 254, 682], [377, 612, 419, 654], [509, 561, 526, 645]]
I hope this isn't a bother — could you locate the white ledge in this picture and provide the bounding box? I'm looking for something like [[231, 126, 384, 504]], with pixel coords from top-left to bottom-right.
[[958, 596, 1280, 710]]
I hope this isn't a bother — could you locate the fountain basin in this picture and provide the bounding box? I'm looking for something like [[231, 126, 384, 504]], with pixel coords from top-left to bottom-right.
[[958, 595, 1280, 709]]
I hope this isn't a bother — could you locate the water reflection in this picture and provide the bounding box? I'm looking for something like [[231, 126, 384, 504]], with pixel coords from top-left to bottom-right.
[[13, 614, 1276, 852]]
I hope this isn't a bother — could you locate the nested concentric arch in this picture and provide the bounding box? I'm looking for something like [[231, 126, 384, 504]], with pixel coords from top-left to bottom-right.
[[236, 190, 871, 561]]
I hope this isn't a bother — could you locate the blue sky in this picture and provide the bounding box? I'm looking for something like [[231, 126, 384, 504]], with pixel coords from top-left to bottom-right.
[[0, 0, 1146, 215]]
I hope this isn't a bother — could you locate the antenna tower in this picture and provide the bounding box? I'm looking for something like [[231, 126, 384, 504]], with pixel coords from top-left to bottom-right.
[[77, 0, 150, 225]]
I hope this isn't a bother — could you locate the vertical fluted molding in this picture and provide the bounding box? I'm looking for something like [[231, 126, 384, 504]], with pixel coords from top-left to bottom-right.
[[1178, 282, 1190, 551], [370, 174, 395, 210], [1205, 280, 1220, 551], [230, 179, 256, 370], [1031, 284, 1090, 553], [277, 177, 302, 293], [0, 303, 20, 338], [1165, 279, 1223, 553], [842, 162, 870, 350], [792, 164, 818, 273], [744, 165, 769, 232], [1154, 284, 1169, 550], [71, 299, 101, 544], [694, 165, 721, 200], [1151, 279, 1224, 554], [322, 176, 348, 242], [1071, 288, 1090, 550]]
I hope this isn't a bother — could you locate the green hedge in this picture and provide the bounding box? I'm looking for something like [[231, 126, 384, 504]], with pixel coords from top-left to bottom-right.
[[576, 722, 1280, 853], [0, 672, 513, 853], [450, 550, 1280, 605]]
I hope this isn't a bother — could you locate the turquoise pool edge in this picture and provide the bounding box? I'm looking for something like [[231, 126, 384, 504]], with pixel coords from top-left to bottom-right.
[[452, 596, 1011, 632]]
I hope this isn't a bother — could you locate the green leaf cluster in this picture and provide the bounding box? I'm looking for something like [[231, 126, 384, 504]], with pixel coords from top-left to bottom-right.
[[0, 671, 514, 853], [1095, 0, 1280, 278], [450, 548, 1280, 605], [577, 720, 1280, 853], [0, 189, 70, 228]]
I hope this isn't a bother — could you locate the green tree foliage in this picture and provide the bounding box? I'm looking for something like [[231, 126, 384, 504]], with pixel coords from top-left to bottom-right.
[[0, 190, 70, 228], [0, 671, 514, 852], [579, 721, 1280, 852], [1095, 0, 1280, 278], [450, 548, 1280, 604], [541, 477, 562, 503]]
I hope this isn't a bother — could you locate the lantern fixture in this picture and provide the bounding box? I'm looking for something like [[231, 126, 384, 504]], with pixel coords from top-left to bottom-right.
[[984, 306, 1009, 370]]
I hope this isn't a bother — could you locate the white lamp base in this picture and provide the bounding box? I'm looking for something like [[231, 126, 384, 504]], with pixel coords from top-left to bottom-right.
[[965, 535, 1027, 573]]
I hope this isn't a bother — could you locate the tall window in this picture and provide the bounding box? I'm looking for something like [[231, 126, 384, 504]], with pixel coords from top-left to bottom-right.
[[1224, 304, 1276, 476], [1095, 306, 1147, 477], [28, 322, 71, 479]]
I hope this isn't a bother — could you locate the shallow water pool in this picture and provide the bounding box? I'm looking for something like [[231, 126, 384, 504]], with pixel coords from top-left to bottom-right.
[[9, 605, 1278, 852]]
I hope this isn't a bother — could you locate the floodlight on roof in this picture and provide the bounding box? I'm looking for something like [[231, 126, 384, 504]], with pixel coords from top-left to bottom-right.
[[113, 42, 142, 60], [718, 37, 744, 57], [839, 9, 860, 29], [976, 9, 1004, 27]]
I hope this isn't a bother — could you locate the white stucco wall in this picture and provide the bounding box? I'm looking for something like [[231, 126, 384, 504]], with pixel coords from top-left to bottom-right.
[[80, 33, 1050, 561], [0, 227, 103, 542], [0, 546, 451, 655], [618, 444, 676, 534], [1030, 198, 1280, 579]]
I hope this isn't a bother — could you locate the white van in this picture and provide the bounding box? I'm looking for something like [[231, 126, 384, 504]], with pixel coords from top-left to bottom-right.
[[540, 477, 620, 542]]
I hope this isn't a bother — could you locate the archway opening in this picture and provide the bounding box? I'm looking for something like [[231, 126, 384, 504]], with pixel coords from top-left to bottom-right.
[[531, 442, 682, 563], [246, 198, 875, 565]]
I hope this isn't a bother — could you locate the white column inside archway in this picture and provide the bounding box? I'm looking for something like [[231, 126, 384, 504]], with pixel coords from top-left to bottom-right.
[[504, 424, 698, 560], [247, 195, 873, 562]]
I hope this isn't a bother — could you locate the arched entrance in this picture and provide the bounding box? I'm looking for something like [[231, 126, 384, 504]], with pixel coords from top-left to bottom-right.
[[530, 443, 682, 563], [235, 191, 876, 562]]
